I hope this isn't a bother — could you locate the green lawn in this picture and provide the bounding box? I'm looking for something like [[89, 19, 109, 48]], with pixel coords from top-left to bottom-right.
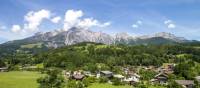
[[88, 83, 132, 88], [0, 71, 42, 88]]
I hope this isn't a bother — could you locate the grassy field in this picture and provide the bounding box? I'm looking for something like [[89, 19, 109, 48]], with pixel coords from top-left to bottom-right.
[[0, 71, 42, 88], [0, 71, 165, 88], [88, 83, 132, 88], [21, 43, 42, 49]]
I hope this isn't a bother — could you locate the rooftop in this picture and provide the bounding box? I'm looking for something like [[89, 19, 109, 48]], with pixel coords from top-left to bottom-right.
[[175, 80, 194, 85], [101, 71, 113, 74]]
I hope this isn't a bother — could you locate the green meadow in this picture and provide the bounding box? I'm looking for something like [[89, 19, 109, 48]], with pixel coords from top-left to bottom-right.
[[0, 71, 166, 88], [0, 71, 42, 88]]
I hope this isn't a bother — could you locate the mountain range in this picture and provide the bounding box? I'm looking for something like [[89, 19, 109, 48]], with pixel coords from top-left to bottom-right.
[[3, 27, 191, 48], [0, 27, 197, 57]]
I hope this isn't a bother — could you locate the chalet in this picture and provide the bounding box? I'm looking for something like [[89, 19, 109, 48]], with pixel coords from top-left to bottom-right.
[[159, 63, 175, 74], [100, 71, 113, 78], [151, 72, 168, 84], [72, 74, 85, 80], [124, 73, 140, 85], [71, 71, 85, 80], [0, 67, 8, 72], [175, 80, 194, 88], [83, 71, 95, 77], [113, 74, 125, 81]]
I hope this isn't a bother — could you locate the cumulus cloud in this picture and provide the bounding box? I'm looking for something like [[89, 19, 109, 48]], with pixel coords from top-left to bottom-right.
[[63, 10, 110, 31], [10, 9, 52, 34], [77, 18, 111, 29], [6, 9, 111, 41], [164, 20, 176, 29], [168, 24, 176, 29], [11, 25, 21, 33], [24, 9, 51, 31], [132, 24, 139, 28], [132, 20, 142, 28], [164, 20, 172, 24], [63, 10, 83, 30], [51, 16, 61, 23]]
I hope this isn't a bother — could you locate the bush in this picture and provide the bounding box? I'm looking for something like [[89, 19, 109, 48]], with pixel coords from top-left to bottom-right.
[[87, 77, 97, 83], [167, 81, 182, 88], [77, 81, 85, 88], [37, 68, 64, 88], [82, 78, 91, 87], [99, 77, 109, 83], [66, 80, 77, 88], [0, 59, 6, 67], [111, 78, 122, 85]]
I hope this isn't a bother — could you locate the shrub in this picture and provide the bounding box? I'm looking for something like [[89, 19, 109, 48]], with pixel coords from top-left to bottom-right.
[[111, 78, 122, 85], [37, 68, 64, 88], [99, 77, 109, 83]]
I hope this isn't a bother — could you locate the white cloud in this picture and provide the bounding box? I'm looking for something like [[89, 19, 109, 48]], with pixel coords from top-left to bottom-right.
[[132, 20, 142, 28], [24, 9, 51, 32], [168, 23, 176, 29], [63, 10, 110, 31], [77, 18, 111, 29], [102, 22, 111, 26], [164, 20, 176, 29], [4, 9, 111, 42], [10, 9, 52, 34], [164, 20, 172, 24], [137, 20, 142, 25], [11, 25, 21, 33], [132, 24, 138, 28], [63, 10, 83, 31], [78, 18, 98, 29], [51, 16, 61, 23]]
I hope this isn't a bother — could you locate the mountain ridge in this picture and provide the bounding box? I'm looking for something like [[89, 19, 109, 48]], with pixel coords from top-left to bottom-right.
[[3, 27, 190, 48]]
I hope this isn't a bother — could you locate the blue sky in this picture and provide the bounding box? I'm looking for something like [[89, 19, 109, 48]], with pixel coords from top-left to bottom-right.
[[0, 0, 200, 43]]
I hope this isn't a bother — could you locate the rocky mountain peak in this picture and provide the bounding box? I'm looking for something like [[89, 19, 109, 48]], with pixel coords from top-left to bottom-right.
[[6, 28, 189, 48]]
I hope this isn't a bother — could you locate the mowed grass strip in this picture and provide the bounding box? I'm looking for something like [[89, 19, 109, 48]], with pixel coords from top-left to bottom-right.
[[0, 71, 42, 88]]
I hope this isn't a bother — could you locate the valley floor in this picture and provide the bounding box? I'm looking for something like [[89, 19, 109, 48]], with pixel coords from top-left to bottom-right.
[[0, 71, 132, 88]]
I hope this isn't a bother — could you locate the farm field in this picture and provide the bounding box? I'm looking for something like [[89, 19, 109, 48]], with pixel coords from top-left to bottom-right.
[[0, 71, 42, 88]]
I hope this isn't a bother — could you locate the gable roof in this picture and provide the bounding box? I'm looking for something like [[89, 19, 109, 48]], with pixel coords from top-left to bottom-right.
[[155, 72, 168, 78], [101, 71, 113, 74]]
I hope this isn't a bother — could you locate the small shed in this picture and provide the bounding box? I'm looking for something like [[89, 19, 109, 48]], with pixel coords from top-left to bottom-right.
[[114, 74, 125, 81], [100, 71, 113, 78]]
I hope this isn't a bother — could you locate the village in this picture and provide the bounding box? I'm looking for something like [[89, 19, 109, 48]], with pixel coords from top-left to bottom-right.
[[59, 63, 199, 88], [1, 63, 198, 88]]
